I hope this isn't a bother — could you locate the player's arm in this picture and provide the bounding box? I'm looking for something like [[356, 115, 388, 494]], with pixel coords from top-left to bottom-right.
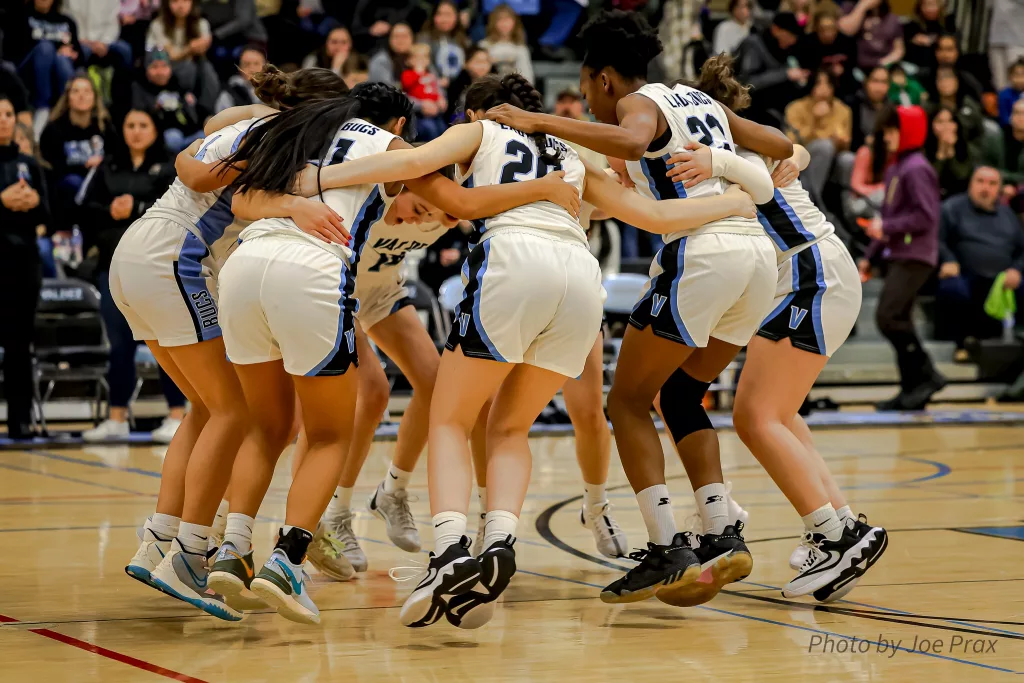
[[721, 105, 794, 160], [295, 124, 485, 196], [204, 103, 277, 135], [175, 137, 242, 193], [769, 144, 811, 188], [403, 170, 581, 221], [231, 189, 350, 245], [581, 160, 755, 235], [483, 95, 660, 161], [663, 144, 775, 204]]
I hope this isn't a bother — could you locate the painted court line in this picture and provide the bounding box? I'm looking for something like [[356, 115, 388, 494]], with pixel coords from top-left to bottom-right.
[[0, 613, 208, 682]]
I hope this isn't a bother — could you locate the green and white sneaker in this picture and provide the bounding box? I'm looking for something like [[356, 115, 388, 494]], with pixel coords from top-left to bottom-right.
[[324, 509, 368, 572], [150, 540, 243, 621], [306, 525, 356, 581], [250, 549, 320, 625], [208, 542, 267, 611]]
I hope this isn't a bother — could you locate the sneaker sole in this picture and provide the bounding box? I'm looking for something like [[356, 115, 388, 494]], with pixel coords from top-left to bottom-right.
[[400, 557, 481, 628], [656, 551, 753, 608], [367, 496, 423, 553], [446, 551, 516, 630], [250, 577, 320, 625], [783, 530, 883, 598], [600, 563, 702, 605], [306, 547, 357, 582], [150, 573, 243, 622], [813, 530, 888, 603], [208, 571, 267, 611]]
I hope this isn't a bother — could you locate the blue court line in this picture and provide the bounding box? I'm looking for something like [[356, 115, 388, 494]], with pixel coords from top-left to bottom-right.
[[514, 572, 1020, 674], [958, 526, 1024, 541], [18, 449, 163, 478], [0, 462, 151, 496]]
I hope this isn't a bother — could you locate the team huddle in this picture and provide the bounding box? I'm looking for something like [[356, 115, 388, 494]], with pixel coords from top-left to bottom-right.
[[116, 10, 888, 628]]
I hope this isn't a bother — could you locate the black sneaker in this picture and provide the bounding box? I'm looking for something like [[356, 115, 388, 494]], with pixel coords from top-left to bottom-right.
[[656, 523, 753, 607], [399, 536, 481, 628], [812, 516, 888, 603], [446, 536, 516, 629], [599, 532, 701, 604], [783, 524, 885, 599]]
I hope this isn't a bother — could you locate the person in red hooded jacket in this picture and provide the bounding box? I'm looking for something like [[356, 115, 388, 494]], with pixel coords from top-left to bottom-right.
[[859, 104, 944, 411]]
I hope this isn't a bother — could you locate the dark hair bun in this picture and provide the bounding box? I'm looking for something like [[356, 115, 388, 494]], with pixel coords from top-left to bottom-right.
[[251, 64, 293, 108]]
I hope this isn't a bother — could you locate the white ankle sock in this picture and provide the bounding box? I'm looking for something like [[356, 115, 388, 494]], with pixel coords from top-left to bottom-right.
[[477, 487, 487, 523], [583, 482, 607, 510], [224, 513, 255, 553], [483, 510, 518, 548], [177, 522, 211, 555], [147, 513, 179, 541], [694, 483, 729, 535], [432, 511, 467, 555], [325, 486, 353, 520], [803, 503, 843, 541], [836, 505, 854, 525], [383, 463, 413, 493], [636, 484, 677, 545]]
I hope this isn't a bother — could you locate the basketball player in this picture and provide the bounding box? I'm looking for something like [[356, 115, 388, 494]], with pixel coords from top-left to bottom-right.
[[207, 83, 588, 624], [294, 73, 761, 629], [118, 67, 350, 621], [484, 12, 795, 607]]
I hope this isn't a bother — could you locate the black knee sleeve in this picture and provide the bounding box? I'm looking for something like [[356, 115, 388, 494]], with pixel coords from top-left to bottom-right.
[[660, 369, 713, 444]]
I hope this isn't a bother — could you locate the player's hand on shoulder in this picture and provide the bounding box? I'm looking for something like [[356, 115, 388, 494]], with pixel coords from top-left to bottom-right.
[[665, 142, 712, 188], [724, 184, 756, 219], [771, 158, 800, 188], [484, 104, 537, 134], [538, 170, 581, 219], [291, 197, 351, 246], [293, 164, 324, 198]]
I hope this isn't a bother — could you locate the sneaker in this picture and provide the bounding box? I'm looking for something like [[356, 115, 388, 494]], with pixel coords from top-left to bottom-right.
[[368, 484, 422, 552], [580, 502, 628, 558], [446, 536, 516, 629], [208, 542, 267, 611], [599, 533, 701, 604], [150, 540, 243, 621], [321, 509, 367, 572], [250, 549, 320, 625], [125, 527, 171, 588], [151, 417, 182, 444], [814, 515, 888, 603], [306, 525, 356, 581], [399, 536, 481, 628], [83, 419, 129, 442], [789, 531, 813, 570], [783, 524, 887, 599], [471, 512, 486, 557], [725, 481, 749, 528], [656, 523, 752, 607]]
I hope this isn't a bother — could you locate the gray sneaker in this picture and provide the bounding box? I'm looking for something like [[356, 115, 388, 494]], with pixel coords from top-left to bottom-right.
[[306, 525, 356, 581], [150, 540, 243, 621], [368, 483, 422, 552], [328, 509, 368, 572]]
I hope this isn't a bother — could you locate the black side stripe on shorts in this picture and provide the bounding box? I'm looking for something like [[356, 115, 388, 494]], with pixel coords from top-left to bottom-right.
[[444, 241, 500, 361], [171, 260, 203, 343]]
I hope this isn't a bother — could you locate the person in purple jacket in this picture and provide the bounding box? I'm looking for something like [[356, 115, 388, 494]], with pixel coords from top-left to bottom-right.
[[859, 104, 944, 411]]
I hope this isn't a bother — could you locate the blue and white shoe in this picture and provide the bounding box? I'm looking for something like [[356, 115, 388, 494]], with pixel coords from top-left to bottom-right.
[[150, 539, 243, 622], [125, 526, 171, 589], [250, 549, 320, 625]]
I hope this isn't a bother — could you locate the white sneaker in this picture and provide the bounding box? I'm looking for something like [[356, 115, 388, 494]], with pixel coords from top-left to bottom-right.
[[83, 419, 130, 442], [125, 528, 171, 588], [782, 524, 886, 599], [789, 531, 813, 570], [151, 417, 182, 444], [322, 509, 367, 572], [580, 501, 628, 558], [367, 483, 422, 552], [725, 481, 749, 528], [471, 512, 486, 557]]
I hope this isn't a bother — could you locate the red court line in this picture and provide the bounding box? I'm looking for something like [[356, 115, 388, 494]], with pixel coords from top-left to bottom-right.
[[0, 612, 208, 683]]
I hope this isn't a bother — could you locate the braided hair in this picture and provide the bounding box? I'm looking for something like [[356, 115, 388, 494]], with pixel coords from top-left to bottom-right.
[[463, 73, 563, 168], [224, 82, 414, 196], [251, 65, 349, 110]]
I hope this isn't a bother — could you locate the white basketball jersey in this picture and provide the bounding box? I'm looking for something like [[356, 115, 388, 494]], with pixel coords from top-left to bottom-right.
[[146, 117, 260, 265], [738, 149, 835, 262], [358, 219, 450, 286], [456, 120, 586, 244], [240, 119, 398, 265], [625, 83, 763, 242]]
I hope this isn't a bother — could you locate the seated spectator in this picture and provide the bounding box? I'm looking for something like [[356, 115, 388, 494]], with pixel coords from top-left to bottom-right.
[[902, 0, 954, 73], [713, 0, 754, 56], [800, 3, 857, 99], [480, 4, 533, 85], [839, 0, 903, 72], [445, 44, 494, 122], [927, 67, 984, 149], [888, 63, 926, 105], [79, 109, 186, 443], [851, 64, 889, 149], [933, 33, 983, 102], [40, 74, 110, 229], [65, 0, 132, 71], [368, 22, 413, 88], [998, 58, 1024, 127], [736, 12, 810, 127], [402, 43, 447, 141], [352, 0, 424, 56], [147, 0, 219, 112], [925, 106, 972, 200], [989, 0, 1024, 92], [779, 0, 815, 30], [198, 0, 267, 78], [131, 48, 205, 152], [785, 67, 851, 202], [302, 25, 352, 74], [342, 53, 370, 90], [1002, 98, 1024, 186], [0, 93, 51, 440], [0, 61, 34, 128], [937, 166, 1024, 356], [214, 45, 265, 112], [421, 0, 467, 89], [12, 119, 57, 276], [10, 0, 83, 122]]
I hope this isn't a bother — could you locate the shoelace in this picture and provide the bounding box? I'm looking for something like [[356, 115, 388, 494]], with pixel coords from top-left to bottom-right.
[[333, 512, 362, 552], [389, 489, 418, 531], [388, 559, 427, 583], [586, 502, 627, 537], [799, 536, 824, 571]]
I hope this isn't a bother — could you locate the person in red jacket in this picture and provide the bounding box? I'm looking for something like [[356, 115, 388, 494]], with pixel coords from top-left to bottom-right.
[[859, 104, 944, 411], [401, 43, 447, 141]]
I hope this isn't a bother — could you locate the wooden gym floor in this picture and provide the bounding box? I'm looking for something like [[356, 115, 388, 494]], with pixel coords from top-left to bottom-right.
[[1, 424, 1022, 682]]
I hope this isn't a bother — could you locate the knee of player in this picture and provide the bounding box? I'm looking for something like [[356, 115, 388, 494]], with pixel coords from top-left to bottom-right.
[[659, 370, 714, 444], [566, 401, 609, 435], [360, 370, 391, 418], [485, 418, 531, 445]]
